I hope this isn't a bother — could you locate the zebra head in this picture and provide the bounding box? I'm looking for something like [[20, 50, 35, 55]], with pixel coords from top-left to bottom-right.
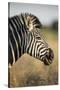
[[35, 39, 54, 65], [26, 29, 54, 65], [34, 30, 54, 65]]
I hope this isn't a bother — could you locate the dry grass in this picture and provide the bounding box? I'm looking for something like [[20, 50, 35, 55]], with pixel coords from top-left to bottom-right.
[[8, 29, 58, 87]]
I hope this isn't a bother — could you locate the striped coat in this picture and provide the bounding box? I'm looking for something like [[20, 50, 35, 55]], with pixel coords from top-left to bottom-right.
[[8, 13, 54, 66]]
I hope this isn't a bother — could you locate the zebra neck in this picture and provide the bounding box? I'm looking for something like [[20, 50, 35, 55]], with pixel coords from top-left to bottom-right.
[[26, 32, 35, 57]]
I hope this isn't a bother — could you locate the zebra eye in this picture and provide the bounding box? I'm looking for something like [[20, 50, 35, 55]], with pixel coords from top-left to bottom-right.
[[36, 36, 41, 39]]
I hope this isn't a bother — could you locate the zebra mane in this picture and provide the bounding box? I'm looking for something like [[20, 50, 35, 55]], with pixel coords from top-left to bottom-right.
[[18, 13, 42, 31], [9, 13, 42, 32]]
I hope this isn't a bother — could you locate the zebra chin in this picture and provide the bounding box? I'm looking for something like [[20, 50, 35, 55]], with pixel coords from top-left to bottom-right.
[[43, 58, 53, 65]]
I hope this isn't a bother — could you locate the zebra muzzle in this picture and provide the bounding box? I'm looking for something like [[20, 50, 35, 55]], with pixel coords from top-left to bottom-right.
[[44, 48, 54, 65], [44, 58, 52, 65]]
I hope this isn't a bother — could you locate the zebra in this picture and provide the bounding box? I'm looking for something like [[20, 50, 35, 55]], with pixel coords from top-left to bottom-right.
[[8, 13, 54, 67]]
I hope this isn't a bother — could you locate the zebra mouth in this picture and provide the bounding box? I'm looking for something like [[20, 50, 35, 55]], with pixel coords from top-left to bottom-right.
[[44, 51, 54, 65], [44, 58, 53, 65]]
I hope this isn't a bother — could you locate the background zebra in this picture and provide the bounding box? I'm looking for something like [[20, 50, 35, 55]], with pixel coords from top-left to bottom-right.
[[8, 13, 54, 66]]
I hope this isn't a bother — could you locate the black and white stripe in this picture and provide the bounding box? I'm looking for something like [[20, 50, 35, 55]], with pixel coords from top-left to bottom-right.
[[8, 13, 54, 66], [8, 15, 28, 65], [26, 29, 54, 65]]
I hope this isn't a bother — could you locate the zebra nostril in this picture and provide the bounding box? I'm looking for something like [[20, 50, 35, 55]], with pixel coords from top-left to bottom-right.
[[51, 51, 54, 60], [48, 48, 54, 60]]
